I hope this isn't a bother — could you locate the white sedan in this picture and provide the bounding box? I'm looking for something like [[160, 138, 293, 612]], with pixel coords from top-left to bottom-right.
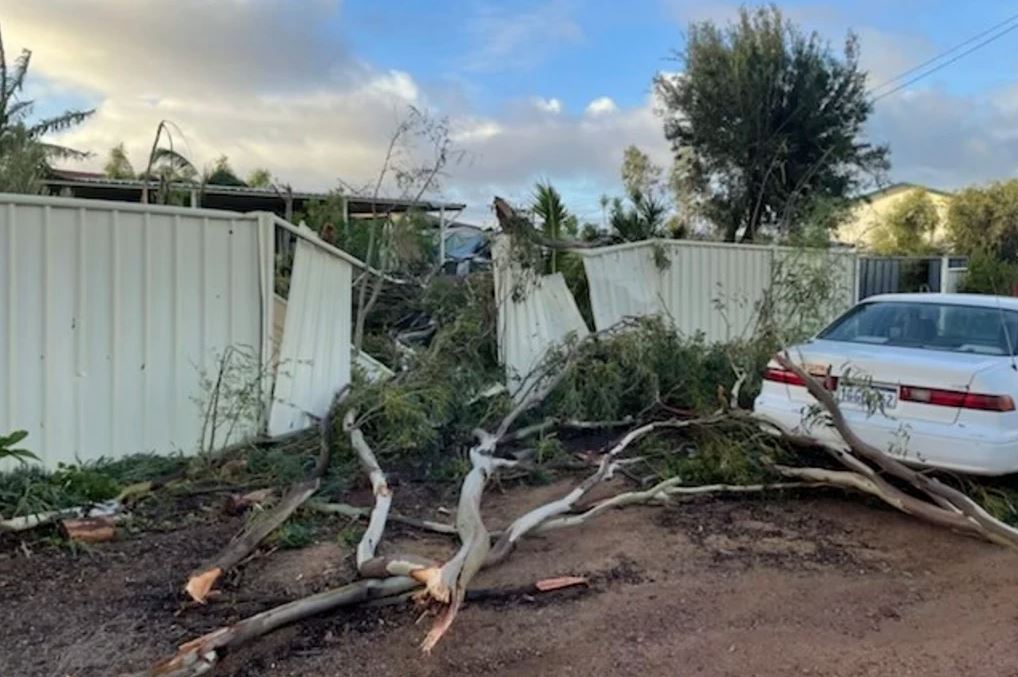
[[754, 293, 1018, 475]]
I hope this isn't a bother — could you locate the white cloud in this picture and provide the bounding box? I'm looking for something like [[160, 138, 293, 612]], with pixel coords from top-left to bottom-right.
[[585, 96, 619, 117], [534, 97, 563, 114]]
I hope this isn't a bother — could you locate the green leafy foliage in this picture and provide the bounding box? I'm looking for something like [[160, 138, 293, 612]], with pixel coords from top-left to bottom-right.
[[0, 430, 38, 464], [656, 5, 888, 241], [958, 250, 1018, 295], [103, 142, 135, 179], [609, 190, 667, 242], [344, 272, 504, 464], [299, 193, 436, 273], [547, 318, 737, 421], [272, 519, 316, 549], [874, 189, 941, 254], [206, 155, 246, 186], [0, 454, 187, 518], [0, 25, 94, 189], [246, 168, 273, 188], [531, 182, 577, 273], [948, 179, 1018, 258]]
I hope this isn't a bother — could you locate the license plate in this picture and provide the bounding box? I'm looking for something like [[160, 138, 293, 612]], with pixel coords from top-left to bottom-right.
[[836, 384, 898, 410]]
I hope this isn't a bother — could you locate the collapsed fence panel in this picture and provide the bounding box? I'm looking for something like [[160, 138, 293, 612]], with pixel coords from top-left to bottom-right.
[[579, 240, 857, 342], [493, 237, 589, 399], [0, 194, 273, 469], [268, 236, 353, 436]]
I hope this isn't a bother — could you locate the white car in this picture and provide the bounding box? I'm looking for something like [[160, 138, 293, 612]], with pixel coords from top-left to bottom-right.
[[754, 293, 1018, 475]]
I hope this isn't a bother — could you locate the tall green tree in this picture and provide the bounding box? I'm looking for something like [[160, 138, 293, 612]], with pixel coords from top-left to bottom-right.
[[0, 25, 94, 191], [103, 142, 135, 179], [655, 5, 888, 242]]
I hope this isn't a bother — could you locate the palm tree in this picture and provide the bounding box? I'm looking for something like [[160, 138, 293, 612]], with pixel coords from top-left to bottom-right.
[[140, 120, 199, 204], [0, 25, 94, 190], [610, 190, 666, 242], [532, 181, 570, 273]]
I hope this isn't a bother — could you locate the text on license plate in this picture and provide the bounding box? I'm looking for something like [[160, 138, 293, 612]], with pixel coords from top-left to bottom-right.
[[836, 384, 897, 409]]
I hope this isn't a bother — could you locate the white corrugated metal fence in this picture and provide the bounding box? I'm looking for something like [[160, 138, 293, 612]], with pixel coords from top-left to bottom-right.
[[578, 239, 857, 341], [0, 194, 273, 468]]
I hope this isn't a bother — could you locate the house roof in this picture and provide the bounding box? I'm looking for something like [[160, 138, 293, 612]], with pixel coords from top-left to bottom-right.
[[856, 182, 955, 202], [43, 168, 466, 215]]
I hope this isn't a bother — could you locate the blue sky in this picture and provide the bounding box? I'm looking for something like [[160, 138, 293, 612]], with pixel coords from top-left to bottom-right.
[[4, 0, 1018, 223]]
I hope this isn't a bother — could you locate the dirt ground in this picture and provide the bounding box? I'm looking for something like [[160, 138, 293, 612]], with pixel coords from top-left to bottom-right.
[[3, 478, 1018, 677]]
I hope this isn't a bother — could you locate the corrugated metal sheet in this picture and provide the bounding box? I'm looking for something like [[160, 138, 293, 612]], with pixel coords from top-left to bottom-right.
[[0, 194, 272, 468], [493, 237, 589, 398], [580, 240, 856, 341], [268, 237, 353, 436]]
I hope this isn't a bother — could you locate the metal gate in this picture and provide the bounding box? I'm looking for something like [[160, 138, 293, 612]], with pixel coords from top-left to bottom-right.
[[858, 257, 944, 300]]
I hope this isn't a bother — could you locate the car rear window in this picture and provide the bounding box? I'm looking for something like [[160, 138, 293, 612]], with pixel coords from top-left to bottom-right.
[[819, 301, 1018, 355]]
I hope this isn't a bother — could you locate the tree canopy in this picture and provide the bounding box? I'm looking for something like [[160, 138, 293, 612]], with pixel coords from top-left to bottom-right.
[[655, 4, 888, 242], [948, 180, 1018, 259], [246, 167, 272, 188], [104, 143, 135, 179], [0, 25, 94, 191], [873, 189, 940, 254], [206, 155, 246, 186]]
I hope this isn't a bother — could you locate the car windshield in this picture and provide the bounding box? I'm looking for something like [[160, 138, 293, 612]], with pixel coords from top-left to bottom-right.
[[819, 301, 1018, 356]]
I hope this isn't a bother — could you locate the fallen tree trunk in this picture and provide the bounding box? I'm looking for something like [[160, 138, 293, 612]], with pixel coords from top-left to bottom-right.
[[185, 390, 347, 603], [143, 576, 419, 677]]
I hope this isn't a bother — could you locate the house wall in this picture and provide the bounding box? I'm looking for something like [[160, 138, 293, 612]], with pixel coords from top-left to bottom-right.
[[0, 194, 273, 468], [838, 186, 953, 250]]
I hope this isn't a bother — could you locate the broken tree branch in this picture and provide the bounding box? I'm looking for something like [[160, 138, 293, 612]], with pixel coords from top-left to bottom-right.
[[343, 408, 392, 570], [536, 478, 821, 533], [185, 389, 347, 603], [143, 577, 419, 677], [776, 355, 1018, 548], [488, 416, 721, 567]]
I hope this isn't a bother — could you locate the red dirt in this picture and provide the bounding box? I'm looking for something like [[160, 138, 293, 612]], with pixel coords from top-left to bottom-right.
[[3, 480, 1018, 676]]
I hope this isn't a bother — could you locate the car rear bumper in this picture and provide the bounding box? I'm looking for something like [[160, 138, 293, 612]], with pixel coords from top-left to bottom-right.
[[754, 393, 1018, 476]]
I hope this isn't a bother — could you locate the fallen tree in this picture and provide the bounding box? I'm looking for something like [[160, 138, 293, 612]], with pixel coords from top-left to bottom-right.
[[136, 213, 1018, 672]]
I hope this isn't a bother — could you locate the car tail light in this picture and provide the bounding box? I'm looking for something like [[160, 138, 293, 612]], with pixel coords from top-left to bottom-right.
[[764, 367, 806, 386], [900, 386, 1016, 412], [763, 367, 838, 390]]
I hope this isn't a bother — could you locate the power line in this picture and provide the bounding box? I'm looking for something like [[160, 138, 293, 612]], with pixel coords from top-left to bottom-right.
[[871, 19, 1018, 102], [868, 11, 1018, 95]]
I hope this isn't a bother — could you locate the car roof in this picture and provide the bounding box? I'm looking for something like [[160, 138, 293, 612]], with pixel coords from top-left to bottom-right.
[[861, 293, 1018, 311]]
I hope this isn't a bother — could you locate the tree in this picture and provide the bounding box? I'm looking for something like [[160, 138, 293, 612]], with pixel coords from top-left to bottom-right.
[[140, 120, 199, 204], [103, 142, 135, 179], [610, 190, 667, 242], [206, 155, 246, 186], [873, 189, 940, 254], [620, 145, 662, 197], [948, 180, 1018, 259], [247, 167, 272, 188], [0, 25, 94, 191], [531, 182, 575, 272], [655, 5, 889, 242]]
